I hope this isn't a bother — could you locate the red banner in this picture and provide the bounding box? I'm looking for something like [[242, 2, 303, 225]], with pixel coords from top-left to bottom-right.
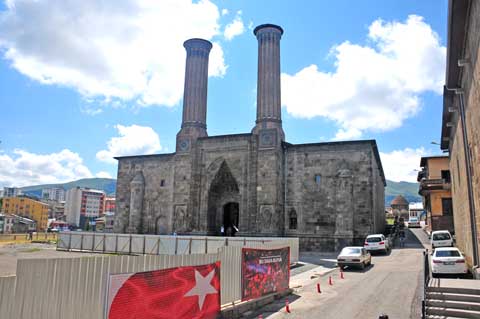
[[107, 261, 221, 319], [241, 247, 290, 301]]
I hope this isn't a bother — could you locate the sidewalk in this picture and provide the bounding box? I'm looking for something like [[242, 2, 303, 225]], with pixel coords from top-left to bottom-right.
[[290, 252, 338, 288]]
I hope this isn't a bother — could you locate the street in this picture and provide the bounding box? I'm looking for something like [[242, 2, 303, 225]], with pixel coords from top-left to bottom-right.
[[247, 228, 430, 319]]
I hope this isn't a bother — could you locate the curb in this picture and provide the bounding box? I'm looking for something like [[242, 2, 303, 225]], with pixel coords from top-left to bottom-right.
[[221, 289, 293, 319]]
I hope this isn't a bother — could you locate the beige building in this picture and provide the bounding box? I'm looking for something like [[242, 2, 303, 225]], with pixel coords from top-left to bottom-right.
[[440, 0, 480, 272], [417, 156, 453, 233]]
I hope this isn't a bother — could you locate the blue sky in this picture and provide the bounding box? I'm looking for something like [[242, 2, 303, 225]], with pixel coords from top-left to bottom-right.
[[0, 0, 448, 187]]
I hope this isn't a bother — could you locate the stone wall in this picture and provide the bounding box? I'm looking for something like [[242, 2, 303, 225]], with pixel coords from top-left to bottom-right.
[[283, 141, 385, 251], [114, 154, 176, 234], [449, 0, 480, 268], [114, 138, 385, 252]]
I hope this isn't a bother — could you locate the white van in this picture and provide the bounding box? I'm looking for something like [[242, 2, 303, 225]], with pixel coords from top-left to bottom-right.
[[431, 230, 453, 249]]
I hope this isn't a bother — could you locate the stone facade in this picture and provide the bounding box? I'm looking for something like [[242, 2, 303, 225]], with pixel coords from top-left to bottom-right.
[[114, 24, 386, 251], [441, 0, 480, 269]]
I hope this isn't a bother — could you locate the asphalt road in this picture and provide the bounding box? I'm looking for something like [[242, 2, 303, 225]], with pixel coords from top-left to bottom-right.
[[247, 228, 430, 319]]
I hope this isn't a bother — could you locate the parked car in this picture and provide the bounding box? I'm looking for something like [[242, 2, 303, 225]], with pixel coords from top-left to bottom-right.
[[431, 247, 468, 277], [337, 246, 371, 270], [431, 230, 454, 249], [407, 217, 420, 228], [364, 234, 390, 254]]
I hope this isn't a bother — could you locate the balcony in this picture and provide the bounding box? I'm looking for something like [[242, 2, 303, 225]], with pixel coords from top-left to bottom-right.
[[419, 178, 451, 195]]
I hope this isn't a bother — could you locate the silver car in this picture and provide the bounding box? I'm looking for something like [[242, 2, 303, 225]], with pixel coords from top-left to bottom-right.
[[337, 246, 372, 270]]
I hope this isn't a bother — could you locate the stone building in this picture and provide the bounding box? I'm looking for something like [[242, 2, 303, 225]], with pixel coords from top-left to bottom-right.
[[440, 0, 480, 271], [390, 195, 409, 220], [114, 24, 386, 251]]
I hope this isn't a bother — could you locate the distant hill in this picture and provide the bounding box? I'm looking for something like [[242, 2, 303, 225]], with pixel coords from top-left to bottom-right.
[[20, 178, 117, 197], [385, 180, 421, 205], [17, 177, 419, 205]]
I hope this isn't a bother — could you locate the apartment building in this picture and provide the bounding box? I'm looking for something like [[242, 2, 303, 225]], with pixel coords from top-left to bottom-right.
[[418, 156, 453, 233], [65, 187, 105, 229], [1, 196, 49, 231]]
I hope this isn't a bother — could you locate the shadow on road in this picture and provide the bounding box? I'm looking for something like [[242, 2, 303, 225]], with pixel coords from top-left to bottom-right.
[[391, 228, 425, 250], [342, 263, 375, 273], [243, 293, 302, 319]]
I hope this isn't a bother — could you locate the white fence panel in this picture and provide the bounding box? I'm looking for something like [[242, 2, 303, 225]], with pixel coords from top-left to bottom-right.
[[57, 232, 299, 263], [0, 276, 16, 318]]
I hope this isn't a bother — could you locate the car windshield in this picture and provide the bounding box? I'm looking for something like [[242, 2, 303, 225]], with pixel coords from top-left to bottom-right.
[[435, 250, 461, 257], [366, 237, 382, 242], [433, 233, 451, 240], [340, 248, 361, 255]]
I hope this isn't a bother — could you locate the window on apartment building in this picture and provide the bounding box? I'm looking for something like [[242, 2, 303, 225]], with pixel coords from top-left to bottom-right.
[[315, 175, 321, 185], [160, 180, 166, 187], [441, 170, 451, 183], [442, 198, 453, 216]]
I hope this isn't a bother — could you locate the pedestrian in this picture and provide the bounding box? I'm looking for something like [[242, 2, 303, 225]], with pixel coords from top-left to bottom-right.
[[220, 225, 225, 236], [399, 230, 405, 248]]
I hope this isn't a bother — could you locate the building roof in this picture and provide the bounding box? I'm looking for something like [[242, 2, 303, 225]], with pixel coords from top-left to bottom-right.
[[391, 195, 409, 206], [409, 202, 424, 210], [441, 0, 471, 150]]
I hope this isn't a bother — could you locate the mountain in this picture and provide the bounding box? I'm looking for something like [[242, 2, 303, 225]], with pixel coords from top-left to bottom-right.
[[18, 177, 419, 205], [385, 180, 421, 205], [20, 178, 117, 197]]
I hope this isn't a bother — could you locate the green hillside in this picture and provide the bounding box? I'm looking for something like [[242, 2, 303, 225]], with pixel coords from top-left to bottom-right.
[[20, 178, 116, 197], [385, 180, 421, 205]]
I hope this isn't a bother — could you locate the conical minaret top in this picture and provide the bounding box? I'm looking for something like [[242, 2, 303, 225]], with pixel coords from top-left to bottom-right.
[[252, 24, 285, 144]]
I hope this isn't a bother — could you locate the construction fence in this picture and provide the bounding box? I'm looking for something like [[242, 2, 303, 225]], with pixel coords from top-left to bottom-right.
[[57, 231, 299, 263], [0, 232, 57, 242], [0, 240, 297, 319]]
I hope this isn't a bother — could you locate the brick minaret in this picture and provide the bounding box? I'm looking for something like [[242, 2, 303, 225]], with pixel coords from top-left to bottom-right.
[[252, 24, 285, 144], [176, 38, 212, 153]]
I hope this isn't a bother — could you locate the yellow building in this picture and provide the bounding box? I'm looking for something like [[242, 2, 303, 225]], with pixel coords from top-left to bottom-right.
[[2, 197, 49, 231], [418, 156, 453, 233]]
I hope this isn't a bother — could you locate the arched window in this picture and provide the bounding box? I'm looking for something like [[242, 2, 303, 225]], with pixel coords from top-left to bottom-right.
[[289, 209, 297, 230]]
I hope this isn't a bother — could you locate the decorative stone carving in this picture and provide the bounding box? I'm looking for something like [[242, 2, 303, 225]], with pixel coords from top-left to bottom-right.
[[173, 205, 188, 233]]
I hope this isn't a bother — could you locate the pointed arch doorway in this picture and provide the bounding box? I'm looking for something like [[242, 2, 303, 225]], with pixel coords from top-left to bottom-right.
[[207, 161, 240, 236]]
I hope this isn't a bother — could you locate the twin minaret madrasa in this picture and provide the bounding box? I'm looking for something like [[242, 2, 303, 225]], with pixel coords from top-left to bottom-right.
[[176, 24, 285, 153], [114, 24, 386, 251]]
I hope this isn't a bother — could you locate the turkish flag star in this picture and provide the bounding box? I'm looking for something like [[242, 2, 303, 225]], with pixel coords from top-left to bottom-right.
[[184, 269, 218, 310]]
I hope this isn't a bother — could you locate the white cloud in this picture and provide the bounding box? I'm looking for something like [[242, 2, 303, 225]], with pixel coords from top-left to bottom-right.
[[96, 124, 161, 164], [224, 11, 245, 41], [221, 9, 229, 16], [96, 171, 113, 178], [380, 147, 431, 182], [281, 15, 446, 139], [0, 149, 93, 187], [0, 0, 226, 108]]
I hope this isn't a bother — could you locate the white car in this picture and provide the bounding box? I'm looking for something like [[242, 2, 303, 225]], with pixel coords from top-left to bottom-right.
[[407, 217, 420, 228], [431, 247, 468, 276], [364, 234, 390, 254], [337, 246, 371, 270], [431, 230, 453, 249]]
